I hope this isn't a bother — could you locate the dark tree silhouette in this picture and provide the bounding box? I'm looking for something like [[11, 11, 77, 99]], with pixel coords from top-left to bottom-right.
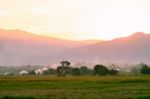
[[140, 64, 150, 74], [72, 67, 81, 76], [109, 69, 119, 75], [57, 61, 71, 77], [43, 68, 56, 75], [108, 64, 119, 75], [80, 66, 93, 75], [94, 64, 108, 75], [29, 70, 35, 75]]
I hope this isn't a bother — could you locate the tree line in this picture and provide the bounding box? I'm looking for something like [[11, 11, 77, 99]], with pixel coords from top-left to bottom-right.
[[27, 61, 150, 76], [56, 61, 119, 77]]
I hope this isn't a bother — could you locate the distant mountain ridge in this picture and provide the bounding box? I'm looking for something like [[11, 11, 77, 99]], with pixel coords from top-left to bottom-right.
[[0, 29, 150, 66], [55, 32, 150, 64], [0, 29, 101, 65]]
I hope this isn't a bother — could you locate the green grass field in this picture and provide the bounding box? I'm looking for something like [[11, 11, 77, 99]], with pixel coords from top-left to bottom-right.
[[0, 75, 150, 99]]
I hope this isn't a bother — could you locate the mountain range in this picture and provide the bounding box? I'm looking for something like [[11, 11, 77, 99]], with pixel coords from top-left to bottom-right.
[[57, 32, 150, 64], [0, 29, 100, 65], [0, 29, 150, 66]]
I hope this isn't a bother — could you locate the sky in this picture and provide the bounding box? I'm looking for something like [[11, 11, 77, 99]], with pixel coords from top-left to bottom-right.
[[0, 0, 150, 40]]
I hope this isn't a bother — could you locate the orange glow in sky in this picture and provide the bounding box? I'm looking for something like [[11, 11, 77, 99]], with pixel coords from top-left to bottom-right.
[[0, 0, 150, 40]]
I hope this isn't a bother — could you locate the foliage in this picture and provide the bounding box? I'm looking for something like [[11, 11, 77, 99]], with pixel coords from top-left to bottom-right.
[[108, 64, 119, 75], [43, 68, 56, 75], [109, 69, 119, 75], [140, 64, 150, 74], [60, 61, 71, 66], [28, 71, 35, 75], [72, 67, 81, 76], [80, 66, 93, 75], [57, 61, 71, 77], [94, 64, 108, 75]]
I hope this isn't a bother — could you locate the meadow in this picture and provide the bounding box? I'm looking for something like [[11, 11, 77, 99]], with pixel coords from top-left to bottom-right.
[[0, 75, 150, 99]]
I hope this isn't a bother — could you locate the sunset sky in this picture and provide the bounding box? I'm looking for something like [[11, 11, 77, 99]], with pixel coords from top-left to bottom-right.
[[0, 0, 150, 40]]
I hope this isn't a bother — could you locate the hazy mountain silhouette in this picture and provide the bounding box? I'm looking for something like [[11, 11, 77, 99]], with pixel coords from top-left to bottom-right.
[[0, 29, 100, 65], [57, 32, 150, 64], [0, 29, 150, 65]]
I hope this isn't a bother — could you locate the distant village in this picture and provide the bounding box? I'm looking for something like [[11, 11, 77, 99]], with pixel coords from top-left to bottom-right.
[[0, 62, 149, 76]]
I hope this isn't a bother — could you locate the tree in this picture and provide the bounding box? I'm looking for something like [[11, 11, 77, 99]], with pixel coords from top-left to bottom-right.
[[80, 66, 93, 75], [140, 64, 150, 74], [61, 61, 71, 67], [29, 70, 35, 75], [72, 67, 81, 76], [43, 68, 56, 75], [57, 66, 62, 77], [109, 69, 119, 75], [94, 64, 108, 75], [131, 63, 144, 75], [57, 61, 71, 77], [108, 64, 119, 75]]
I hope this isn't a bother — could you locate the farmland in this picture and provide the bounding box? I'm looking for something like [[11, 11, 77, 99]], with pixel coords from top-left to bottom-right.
[[0, 75, 150, 99]]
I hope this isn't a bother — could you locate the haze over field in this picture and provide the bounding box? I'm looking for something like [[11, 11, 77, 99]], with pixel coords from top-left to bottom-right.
[[0, 0, 150, 65]]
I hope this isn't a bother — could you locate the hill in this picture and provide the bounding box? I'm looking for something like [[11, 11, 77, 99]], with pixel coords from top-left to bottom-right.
[[57, 32, 150, 64], [1, 29, 150, 65], [0, 29, 100, 65]]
